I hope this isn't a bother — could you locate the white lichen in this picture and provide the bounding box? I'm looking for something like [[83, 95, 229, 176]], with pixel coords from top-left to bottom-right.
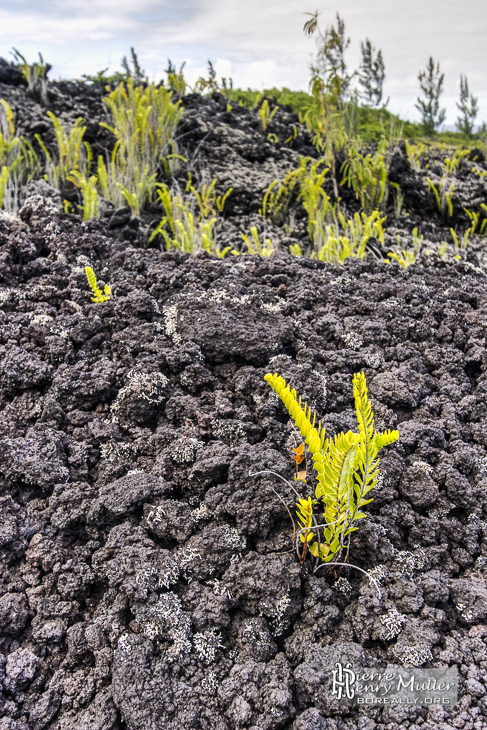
[[192, 628, 225, 663], [258, 591, 291, 637], [342, 332, 363, 350], [134, 593, 192, 660], [99, 442, 139, 461], [363, 352, 382, 369], [411, 460, 433, 475], [311, 369, 327, 401], [211, 419, 245, 444], [29, 314, 54, 325], [219, 525, 246, 552], [116, 632, 132, 661], [158, 557, 180, 590], [191, 503, 211, 522], [146, 505, 167, 527], [206, 578, 232, 600], [456, 602, 476, 622], [200, 672, 219, 694], [208, 288, 252, 307], [379, 607, 407, 641], [241, 619, 273, 651], [176, 545, 202, 581], [109, 370, 168, 422], [428, 503, 451, 520], [392, 547, 427, 573], [171, 437, 204, 464], [391, 643, 433, 666], [163, 305, 183, 345], [334, 577, 353, 596], [261, 300, 286, 313]]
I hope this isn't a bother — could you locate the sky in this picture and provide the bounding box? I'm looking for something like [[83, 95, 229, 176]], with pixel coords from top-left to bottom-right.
[[1, 0, 486, 131]]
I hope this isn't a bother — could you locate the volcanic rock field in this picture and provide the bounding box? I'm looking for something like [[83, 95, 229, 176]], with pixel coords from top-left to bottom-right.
[[0, 65, 486, 729]]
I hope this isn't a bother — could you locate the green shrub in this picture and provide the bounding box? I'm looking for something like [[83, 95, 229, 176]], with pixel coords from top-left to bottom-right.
[[0, 99, 38, 211], [35, 112, 91, 190], [11, 48, 50, 104], [98, 78, 184, 212], [148, 178, 235, 256]]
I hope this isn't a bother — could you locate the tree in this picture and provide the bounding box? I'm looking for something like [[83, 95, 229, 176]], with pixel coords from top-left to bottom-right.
[[303, 11, 357, 107], [121, 47, 147, 86], [415, 57, 446, 135], [456, 75, 478, 137], [358, 39, 389, 108]]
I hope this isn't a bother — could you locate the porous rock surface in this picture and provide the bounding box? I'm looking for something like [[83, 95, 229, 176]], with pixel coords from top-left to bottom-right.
[[0, 75, 486, 730]]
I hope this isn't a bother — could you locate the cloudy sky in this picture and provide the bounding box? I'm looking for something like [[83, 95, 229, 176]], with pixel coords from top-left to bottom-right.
[[1, 0, 485, 130]]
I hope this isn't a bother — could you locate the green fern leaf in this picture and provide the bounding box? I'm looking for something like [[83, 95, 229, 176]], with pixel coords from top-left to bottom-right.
[[264, 370, 399, 565]]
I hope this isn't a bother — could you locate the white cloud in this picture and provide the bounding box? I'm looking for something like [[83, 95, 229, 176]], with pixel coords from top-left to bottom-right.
[[213, 60, 232, 82], [235, 61, 280, 91], [0, 9, 138, 44], [0, 0, 485, 124]]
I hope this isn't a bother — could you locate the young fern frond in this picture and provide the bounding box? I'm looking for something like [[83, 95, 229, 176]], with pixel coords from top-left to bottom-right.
[[265, 373, 326, 452], [85, 266, 111, 303], [265, 370, 399, 565], [296, 497, 314, 543]]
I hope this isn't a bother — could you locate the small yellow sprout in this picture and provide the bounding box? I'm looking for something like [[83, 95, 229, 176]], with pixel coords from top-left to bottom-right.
[[85, 266, 111, 303]]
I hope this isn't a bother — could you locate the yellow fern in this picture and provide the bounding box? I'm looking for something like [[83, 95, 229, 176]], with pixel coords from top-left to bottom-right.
[[265, 371, 399, 563], [85, 266, 111, 303]]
